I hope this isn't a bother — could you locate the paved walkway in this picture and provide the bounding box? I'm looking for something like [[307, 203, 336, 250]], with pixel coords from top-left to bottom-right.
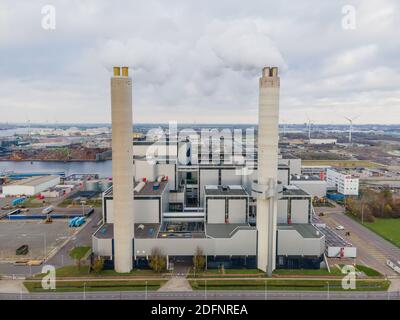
[[389, 278, 400, 292], [158, 277, 192, 292], [158, 264, 192, 292], [0, 280, 28, 294]]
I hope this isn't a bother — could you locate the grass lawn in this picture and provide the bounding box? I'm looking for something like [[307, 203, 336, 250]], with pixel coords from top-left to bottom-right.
[[23, 197, 46, 208], [302, 160, 384, 168], [69, 246, 91, 260], [32, 265, 162, 279], [336, 264, 383, 277], [24, 279, 167, 293], [189, 279, 390, 291], [58, 198, 102, 208], [355, 265, 382, 277], [273, 268, 342, 276], [363, 218, 400, 248], [188, 268, 266, 278]]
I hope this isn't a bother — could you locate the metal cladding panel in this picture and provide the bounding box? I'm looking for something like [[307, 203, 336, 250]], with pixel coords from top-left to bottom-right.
[[135, 199, 159, 223], [228, 199, 246, 223], [207, 199, 226, 223], [106, 199, 114, 223], [157, 163, 176, 191], [221, 169, 242, 185], [133, 145, 149, 157], [278, 168, 289, 185], [93, 238, 113, 256], [199, 169, 219, 206], [134, 160, 155, 182], [277, 199, 288, 224], [106, 198, 160, 224], [135, 229, 257, 256], [288, 159, 301, 176], [291, 199, 309, 223], [277, 229, 324, 256], [292, 181, 327, 198]]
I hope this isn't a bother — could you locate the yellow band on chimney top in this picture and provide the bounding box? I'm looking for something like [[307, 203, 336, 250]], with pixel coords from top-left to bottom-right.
[[121, 67, 129, 77], [113, 67, 121, 76]]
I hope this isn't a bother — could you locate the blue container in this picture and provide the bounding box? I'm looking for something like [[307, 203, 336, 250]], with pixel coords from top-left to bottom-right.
[[12, 197, 26, 206]]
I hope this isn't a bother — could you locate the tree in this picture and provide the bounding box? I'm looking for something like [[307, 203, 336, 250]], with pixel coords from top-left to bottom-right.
[[192, 247, 206, 273], [149, 247, 166, 273], [69, 246, 90, 271], [92, 257, 104, 274]]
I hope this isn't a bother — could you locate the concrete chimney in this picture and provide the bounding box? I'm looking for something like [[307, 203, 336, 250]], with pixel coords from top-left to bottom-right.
[[111, 66, 134, 273], [256, 66, 280, 275]]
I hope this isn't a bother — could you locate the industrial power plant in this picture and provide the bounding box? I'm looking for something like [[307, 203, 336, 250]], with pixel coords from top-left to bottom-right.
[[91, 65, 354, 274]]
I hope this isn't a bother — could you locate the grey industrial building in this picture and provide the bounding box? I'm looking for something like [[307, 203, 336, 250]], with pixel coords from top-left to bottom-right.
[[92, 66, 326, 273]]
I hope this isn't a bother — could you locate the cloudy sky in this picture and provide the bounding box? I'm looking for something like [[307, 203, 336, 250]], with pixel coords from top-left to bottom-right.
[[0, 0, 399, 124]]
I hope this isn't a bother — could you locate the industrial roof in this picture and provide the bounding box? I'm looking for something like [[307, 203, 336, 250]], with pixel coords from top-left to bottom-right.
[[291, 174, 323, 181], [105, 181, 167, 197], [204, 185, 248, 196], [282, 185, 310, 197], [94, 223, 161, 239], [278, 224, 323, 239], [206, 223, 254, 238], [313, 224, 353, 247], [4, 175, 59, 187], [94, 223, 114, 239], [134, 223, 160, 239]]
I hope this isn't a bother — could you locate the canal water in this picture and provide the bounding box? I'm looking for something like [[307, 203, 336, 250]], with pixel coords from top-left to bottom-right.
[[0, 160, 112, 177]]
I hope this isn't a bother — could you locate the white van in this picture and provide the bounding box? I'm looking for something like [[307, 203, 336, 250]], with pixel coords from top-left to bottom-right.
[[42, 206, 54, 214]]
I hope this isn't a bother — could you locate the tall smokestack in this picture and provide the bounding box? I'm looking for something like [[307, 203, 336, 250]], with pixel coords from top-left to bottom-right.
[[111, 66, 134, 273], [256, 66, 280, 276]]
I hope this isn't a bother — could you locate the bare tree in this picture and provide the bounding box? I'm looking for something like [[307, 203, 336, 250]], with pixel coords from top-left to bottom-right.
[[92, 257, 104, 274], [149, 247, 166, 273], [193, 247, 206, 273]]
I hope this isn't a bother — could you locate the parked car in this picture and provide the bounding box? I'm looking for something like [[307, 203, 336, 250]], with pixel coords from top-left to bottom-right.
[[16, 244, 29, 255], [336, 225, 345, 230]]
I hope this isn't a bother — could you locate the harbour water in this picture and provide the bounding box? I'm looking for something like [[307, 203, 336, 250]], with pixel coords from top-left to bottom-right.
[[0, 160, 112, 177]]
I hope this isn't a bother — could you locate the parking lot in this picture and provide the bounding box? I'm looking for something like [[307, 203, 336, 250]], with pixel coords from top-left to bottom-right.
[[0, 220, 72, 261]]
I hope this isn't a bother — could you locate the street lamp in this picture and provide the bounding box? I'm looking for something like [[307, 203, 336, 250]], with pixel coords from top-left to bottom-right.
[[326, 281, 330, 300], [80, 200, 86, 216]]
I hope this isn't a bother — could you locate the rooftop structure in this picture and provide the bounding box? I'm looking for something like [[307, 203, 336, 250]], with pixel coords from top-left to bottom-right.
[[204, 185, 247, 196]]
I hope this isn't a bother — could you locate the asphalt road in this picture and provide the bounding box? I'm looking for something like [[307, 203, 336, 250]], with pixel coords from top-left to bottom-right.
[[0, 208, 102, 276], [320, 211, 400, 276], [0, 290, 399, 300]]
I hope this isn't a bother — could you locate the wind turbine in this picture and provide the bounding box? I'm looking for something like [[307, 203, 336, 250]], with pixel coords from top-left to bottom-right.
[[306, 114, 313, 142], [344, 115, 359, 144], [280, 118, 287, 138]]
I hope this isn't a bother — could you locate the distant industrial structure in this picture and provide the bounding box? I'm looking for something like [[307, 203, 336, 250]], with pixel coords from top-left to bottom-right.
[[2, 175, 60, 196], [326, 168, 359, 196]]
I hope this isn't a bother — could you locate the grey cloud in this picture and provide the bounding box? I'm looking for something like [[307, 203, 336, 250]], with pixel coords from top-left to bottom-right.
[[0, 0, 399, 124]]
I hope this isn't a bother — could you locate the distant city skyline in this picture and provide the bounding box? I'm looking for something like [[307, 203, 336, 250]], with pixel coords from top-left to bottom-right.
[[1, 0, 399, 124], [2, 122, 400, 126]]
